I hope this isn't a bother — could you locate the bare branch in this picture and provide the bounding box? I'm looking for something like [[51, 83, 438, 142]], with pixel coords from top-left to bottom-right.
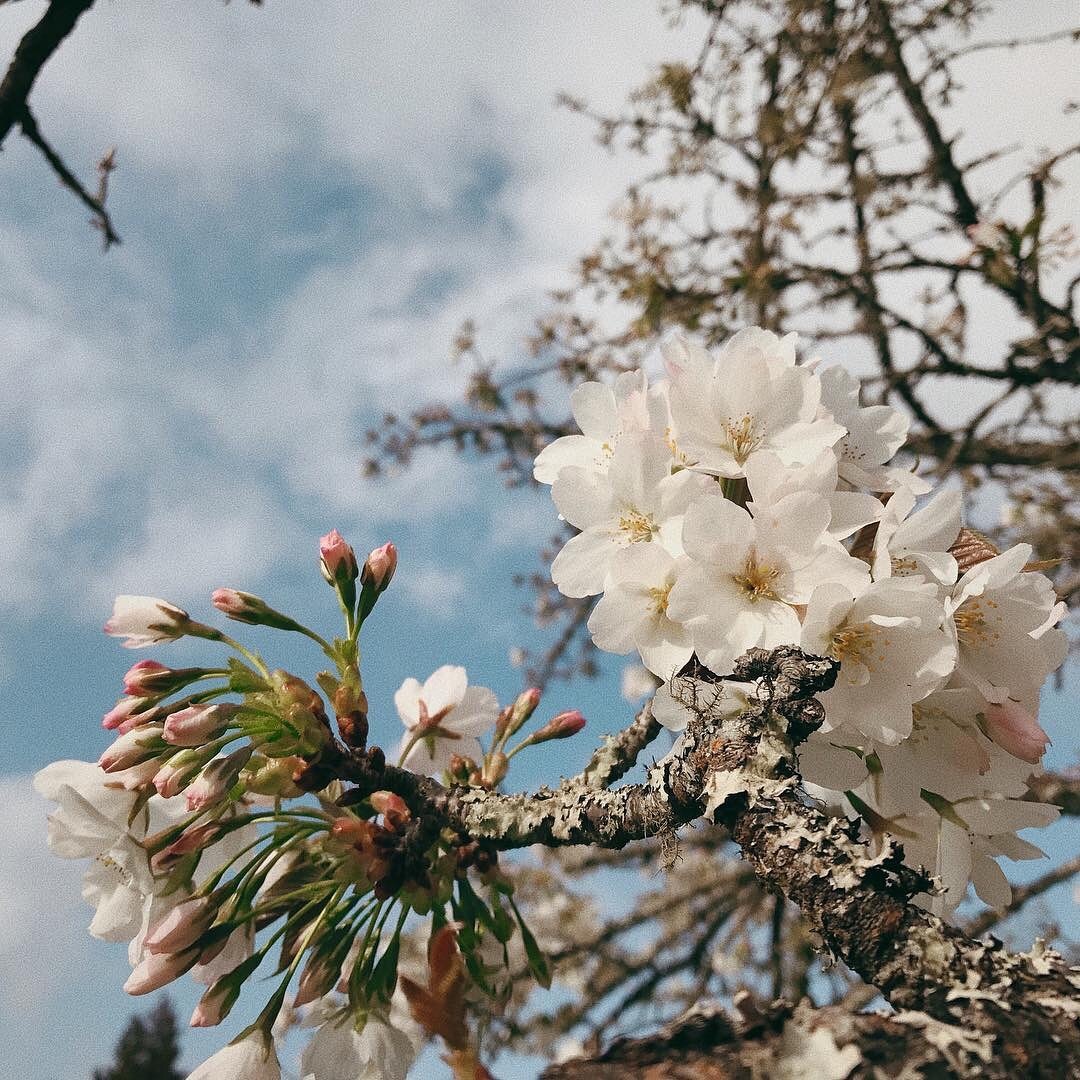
[[19, 106, 119, 247]]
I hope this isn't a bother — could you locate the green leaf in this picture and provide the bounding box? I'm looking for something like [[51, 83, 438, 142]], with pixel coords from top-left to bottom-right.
[[367, 934, 401, 1003], [510, 900, 551, 989], [227, 658, 266, 693]]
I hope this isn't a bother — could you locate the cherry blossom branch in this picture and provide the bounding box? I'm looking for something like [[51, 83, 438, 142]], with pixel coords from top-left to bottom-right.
[[333, 644, 1079, 1070]]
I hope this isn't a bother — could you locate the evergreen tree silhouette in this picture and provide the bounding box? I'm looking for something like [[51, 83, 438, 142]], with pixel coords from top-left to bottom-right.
[[93, 998, 183, 1080]]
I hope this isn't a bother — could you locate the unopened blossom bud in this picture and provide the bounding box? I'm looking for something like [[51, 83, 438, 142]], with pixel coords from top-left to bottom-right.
[[105, 595, 191, 649], [163, 703, 239, 746], [211, 589, 303, 635], [319, 529, 359, 586], [154, 749, 209, 798], [360, 542, 397, 592], [189, 955, 258, 1027], [102, 696, 159, 732], [112, 758, 161, 791], [99, 723, 166, 772], [447, 754, 476, 785], [526, 710, 586, 746], [150, 822, 224, 873], [123, 660, 219, 698], [184, 746, 253, 811], [124, 947, 198, 995], [293, 947, 344, 1007], [146, 897, 214, 954], [983, 700, 1050, 765], [496, 687, 541, 741]]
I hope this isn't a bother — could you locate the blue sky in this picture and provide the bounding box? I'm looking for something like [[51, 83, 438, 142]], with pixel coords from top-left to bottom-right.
[[0, 3, 1076, 1078]]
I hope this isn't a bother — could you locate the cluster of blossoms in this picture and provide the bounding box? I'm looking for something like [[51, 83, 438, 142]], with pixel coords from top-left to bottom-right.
[[36, 532, 581, 1079], [535, 328, 1068, 914]]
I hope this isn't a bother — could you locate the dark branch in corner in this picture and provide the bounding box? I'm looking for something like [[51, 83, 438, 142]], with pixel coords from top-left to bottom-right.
[[0, 0, 96, 146], [0, 0, 120, 243]]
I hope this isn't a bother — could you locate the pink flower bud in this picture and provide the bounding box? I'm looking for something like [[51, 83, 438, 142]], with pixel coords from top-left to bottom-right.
[[190, 983, 233, 1028], [105, 595, 190, 649], [123, 660, 216, 697], [151, 823, 222, 873], [164, 703, 238, 746], [112, 758, 161, 791], [211, 588, 257, 620], [103, 696, 158, 732], [984, 700, 1050, 765], [532, 709, 586, 744], [361, 542, 397, 592], [184, 746, 253, 811], [211, 588, 304, 633], [122, 660, 169, 695], [99, 723, 165, 772], [320, 529, 359, 586], [124, 948, 198, 995], [153, 749, 207, 798], [146, 897, 214, 954], [497, 686, 541, 741], [293, 950, 341, 1007]]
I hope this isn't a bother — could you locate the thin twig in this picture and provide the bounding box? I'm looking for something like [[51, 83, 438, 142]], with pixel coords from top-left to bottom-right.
[[19, 106, 119, 247]]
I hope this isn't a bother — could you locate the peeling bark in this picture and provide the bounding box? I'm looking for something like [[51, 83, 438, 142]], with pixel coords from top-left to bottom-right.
[[542, 998, 1007, 1079]]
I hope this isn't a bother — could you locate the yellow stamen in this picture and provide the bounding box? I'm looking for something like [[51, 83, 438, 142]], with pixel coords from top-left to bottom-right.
[[619, 508, 658, 544], [733, 552, 780, 602], [648, 582, 673, 616], [723, 414, 761, 464]]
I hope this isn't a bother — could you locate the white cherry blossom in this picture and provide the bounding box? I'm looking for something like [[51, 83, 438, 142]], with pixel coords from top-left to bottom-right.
[[395, 665, 499, 776], [586, 544, 693, 679], [300, 1003, 419, 1080], [533, 368, 668, 483], [801, 577, 955, 744], [871, 487, 962, 586], [668, 489, 869, 674], [188, 1030, 281, 1080], [550, 432, 710, 598], [665, 330, 844, 478], [744, 450, 882, 541], [104, 595, 190, 648], [817, 365, 924, 492], [946, 544, 1068, 710]]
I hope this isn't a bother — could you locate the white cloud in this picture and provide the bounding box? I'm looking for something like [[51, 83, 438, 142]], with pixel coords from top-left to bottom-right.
[[398, 562, 468, 620]]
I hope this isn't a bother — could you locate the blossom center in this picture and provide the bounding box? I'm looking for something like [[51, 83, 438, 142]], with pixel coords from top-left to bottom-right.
[[619, 508, 658, 543], [953, 600, 1000, 647], [95, 849, 134, 888], [648, 582, 673, 616], [733, 552, 780, 602], [828, 622, 885, 676], [722, 414, 762, 464]]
